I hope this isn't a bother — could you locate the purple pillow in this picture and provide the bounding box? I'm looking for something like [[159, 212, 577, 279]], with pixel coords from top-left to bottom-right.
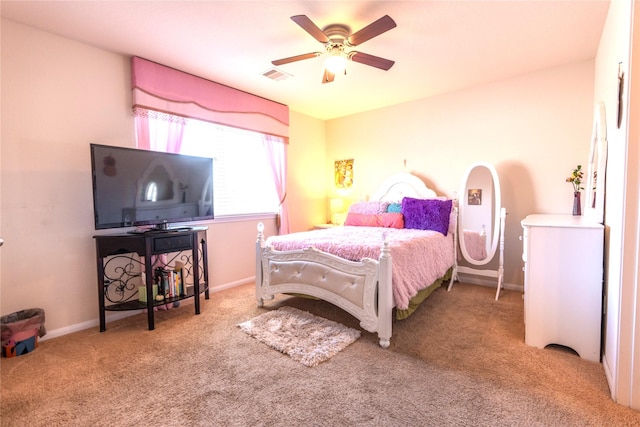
[[401, 197, 453, 235]]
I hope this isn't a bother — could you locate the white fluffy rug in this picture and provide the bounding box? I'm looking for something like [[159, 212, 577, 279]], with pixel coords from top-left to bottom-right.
[[238, 306, 361, 367]]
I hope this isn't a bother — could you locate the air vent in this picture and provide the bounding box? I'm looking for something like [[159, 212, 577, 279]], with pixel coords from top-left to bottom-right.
[[262, 68, 292, 81]]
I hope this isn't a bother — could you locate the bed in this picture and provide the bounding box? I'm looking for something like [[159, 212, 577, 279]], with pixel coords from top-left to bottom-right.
[[255, 172, 457, 348]]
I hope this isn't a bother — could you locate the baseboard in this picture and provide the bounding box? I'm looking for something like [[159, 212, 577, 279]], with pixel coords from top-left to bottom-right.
[[455, 273, 523, 292], [212, 276, 254, 292], [43, 274, 519, 342], [41, 277, 256, 342], [41, 311, 141, 341]]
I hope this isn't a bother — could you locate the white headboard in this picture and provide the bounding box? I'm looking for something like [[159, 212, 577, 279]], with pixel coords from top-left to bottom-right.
[[370, 172, 438, 202]]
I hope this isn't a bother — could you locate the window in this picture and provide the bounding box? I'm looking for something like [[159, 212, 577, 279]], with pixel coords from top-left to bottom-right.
[[144, 182, 158, 202], [145, 115, 280, 217]]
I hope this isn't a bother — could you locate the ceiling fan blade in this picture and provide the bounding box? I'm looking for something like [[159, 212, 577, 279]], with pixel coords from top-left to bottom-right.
[[322, 69, 335, 84], [272, 52, 320, 66], [291, 15, 330, 44], [347, 15, 396, 46], [350, 52, 395, 71]]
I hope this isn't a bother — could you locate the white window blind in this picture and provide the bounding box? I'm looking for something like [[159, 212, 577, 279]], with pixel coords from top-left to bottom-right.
[[148, 116, 279, 217]]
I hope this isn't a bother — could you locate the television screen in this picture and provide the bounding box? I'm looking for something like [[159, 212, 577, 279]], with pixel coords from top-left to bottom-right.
[[90, 144, 214, 230]]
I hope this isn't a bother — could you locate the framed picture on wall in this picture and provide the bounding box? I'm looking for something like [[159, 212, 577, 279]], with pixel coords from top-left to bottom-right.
[[335, 159, 354, 188], [468, 189, 482, 205]]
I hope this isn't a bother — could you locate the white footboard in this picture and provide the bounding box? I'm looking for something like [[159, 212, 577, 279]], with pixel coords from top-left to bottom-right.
[[255, 223, 393, 348]]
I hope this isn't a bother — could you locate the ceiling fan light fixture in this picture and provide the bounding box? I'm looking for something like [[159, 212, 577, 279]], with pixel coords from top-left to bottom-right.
[[325, 47, 347, 75], [272, 15, 396, 84]]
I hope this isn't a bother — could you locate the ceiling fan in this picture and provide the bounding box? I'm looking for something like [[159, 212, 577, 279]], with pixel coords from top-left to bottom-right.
[[272, 14, 397, 84]]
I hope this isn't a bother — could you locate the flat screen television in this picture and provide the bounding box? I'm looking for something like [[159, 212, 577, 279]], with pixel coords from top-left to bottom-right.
[[90, 144, 214, 231]]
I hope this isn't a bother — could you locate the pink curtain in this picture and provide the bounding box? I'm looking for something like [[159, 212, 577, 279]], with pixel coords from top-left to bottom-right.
[[131, 56, 290, 232], [131, 57, 289, 138], [134, 108, 186, 153], [263, 135, 289, 235], [134, 114, 150, 150]]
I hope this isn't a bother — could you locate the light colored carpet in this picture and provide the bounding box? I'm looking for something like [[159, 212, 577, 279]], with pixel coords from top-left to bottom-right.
[[238, 306, 360, 367], [2, 282, 640, 426]]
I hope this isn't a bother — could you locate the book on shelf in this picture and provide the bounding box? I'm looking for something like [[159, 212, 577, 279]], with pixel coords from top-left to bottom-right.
[[150, 264, 187, 300]]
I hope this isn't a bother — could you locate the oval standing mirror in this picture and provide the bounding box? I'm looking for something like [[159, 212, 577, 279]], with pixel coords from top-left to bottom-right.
[[458, 162, 501, 265], [451, 162, 506, 300]]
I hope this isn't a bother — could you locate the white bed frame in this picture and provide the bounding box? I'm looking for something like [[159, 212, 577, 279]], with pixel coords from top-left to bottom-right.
[[255, 173, 456, 348]]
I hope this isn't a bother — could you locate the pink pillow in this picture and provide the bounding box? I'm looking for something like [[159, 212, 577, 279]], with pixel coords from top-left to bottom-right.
[[344, 213, 404, 229]]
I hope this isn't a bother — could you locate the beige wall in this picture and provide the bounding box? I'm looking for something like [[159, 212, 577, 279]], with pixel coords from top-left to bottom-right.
[[325, 61, 596, 286], [0, 20, 326, 336], [593, 0, 631, 401], [593, 0, 640, 410], [1, 21, 136, 333], [287, 110, 327, 232]]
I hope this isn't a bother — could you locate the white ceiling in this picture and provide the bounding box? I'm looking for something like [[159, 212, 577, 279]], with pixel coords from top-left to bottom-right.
[[1, 1, 610, 120]]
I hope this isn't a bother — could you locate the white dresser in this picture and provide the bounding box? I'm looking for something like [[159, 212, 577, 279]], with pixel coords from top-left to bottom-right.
[[521, 214, 604, 362]]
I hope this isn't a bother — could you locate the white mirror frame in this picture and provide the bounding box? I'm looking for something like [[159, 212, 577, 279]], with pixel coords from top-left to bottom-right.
[[451, 162, 506, 300], [458, 162, 501, 266], [585, 102, 607, 223]]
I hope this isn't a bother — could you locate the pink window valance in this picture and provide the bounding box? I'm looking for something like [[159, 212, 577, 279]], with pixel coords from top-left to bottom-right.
[[131, 56, 289, 138]]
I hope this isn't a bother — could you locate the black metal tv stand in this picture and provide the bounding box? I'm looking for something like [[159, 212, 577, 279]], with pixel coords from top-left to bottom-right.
[[93, 227, 209, 331]]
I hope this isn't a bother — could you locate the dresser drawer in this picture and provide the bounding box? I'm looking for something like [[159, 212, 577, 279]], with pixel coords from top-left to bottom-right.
[[153, 234, 193, 253]]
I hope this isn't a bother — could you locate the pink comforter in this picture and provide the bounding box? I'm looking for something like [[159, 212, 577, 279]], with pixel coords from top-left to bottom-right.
[[463, 230, 487, 261], [265, 226, 455, 310]]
